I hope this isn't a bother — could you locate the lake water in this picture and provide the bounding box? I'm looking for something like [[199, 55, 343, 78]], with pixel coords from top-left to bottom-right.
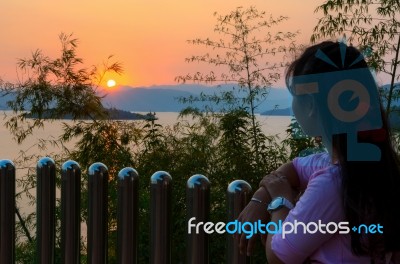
[[0, 111, 292, 161], [0, 111, 291, 217]]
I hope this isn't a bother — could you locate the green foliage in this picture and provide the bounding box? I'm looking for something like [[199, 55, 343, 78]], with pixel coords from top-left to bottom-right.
[[312, 0, 400, 118], [2, 33, 123, 143], [176, 6, 299, 166], [282, 118, 326, 160]]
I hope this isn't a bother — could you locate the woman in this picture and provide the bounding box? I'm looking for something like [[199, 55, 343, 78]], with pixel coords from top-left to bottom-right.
[[237, 41, 400, 263]]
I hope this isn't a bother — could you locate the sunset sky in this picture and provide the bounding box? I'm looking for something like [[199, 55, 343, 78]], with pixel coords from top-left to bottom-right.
[[1, 1, 324, 88]]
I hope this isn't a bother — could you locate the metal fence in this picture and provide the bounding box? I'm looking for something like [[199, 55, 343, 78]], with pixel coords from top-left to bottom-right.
[[0, 157, 253, 264]]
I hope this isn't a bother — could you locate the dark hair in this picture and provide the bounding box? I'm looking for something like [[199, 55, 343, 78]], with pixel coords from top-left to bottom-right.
[[286, 41, 400, 256]]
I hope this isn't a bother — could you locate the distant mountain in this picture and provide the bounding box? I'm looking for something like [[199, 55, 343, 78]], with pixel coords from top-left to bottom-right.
[[101, 84, 292, 113], [26, 108, 156, 120], [261, 107, 291, 116], [101, 87, 194, 112], [0, 84, 291, 113], [4, 82, 400, 115], [0, 93, 15, 110]]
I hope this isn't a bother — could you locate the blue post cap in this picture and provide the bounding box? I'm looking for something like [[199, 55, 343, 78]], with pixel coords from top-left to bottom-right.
[[227, 180, 252, 194], [88, 162, 108, 176], [0, 159, 14, 168], [37, 157, 55, 168], [187, 174, 210, 190], [118, 167, 139, 180], [150, 171, 172, 184], [61, 160, 80, 171]]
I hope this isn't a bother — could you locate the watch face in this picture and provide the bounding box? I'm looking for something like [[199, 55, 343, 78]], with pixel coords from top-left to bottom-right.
[[268, 197, 283, 210]]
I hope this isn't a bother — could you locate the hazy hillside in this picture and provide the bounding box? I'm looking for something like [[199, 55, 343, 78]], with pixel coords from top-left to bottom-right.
[[2, 83, 398, 115], [0, 84, 291, 113], [262, 107, 292, 116], [102, 87, 194, 112], [101, 84, 291, 113]]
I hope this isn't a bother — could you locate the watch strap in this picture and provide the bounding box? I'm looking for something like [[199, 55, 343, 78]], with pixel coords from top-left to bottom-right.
[[281, 197, 294, 210], [267, 197, 294, 213]]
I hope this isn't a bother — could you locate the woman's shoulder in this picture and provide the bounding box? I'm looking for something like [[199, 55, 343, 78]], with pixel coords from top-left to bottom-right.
[[293, 152, 332, 174], [294, 151, 330, 165], [292, 152, 335, 188]]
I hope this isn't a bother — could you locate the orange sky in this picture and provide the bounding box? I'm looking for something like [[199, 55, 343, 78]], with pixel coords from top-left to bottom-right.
[[0, 1, 323, 87]]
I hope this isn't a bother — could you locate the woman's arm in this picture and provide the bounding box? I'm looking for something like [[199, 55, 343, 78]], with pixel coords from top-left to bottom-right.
[[260, 162, 300, 192], [265, 168, 344, 263], [237, 161, 300, 256], [265, 208, 290, 264], [252, 161, 300, 204], [262, 172, 296, 264]]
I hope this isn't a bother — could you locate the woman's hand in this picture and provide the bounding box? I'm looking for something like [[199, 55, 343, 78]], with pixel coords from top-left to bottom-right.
[[261, 172, 295, 264], [236, 169, 299, 257], [236, 187, 270, 256], [260, 171, 294, 202]]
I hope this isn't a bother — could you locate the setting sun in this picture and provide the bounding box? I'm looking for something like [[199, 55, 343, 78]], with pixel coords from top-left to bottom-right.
[[107, 79, 116, 88]]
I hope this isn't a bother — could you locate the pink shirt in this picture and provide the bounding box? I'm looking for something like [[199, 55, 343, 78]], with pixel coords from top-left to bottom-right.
[[271, 152, 371, 263]]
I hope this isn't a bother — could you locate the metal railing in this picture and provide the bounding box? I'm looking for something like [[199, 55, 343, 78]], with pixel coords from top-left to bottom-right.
[[0, 158, 253, 264]]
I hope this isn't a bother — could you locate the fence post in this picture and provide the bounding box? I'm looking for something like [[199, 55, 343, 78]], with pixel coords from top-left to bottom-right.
[[227, 180, 252, 264], [150, 171, 172, 264], [37, 157, 56, 264], [117, 167, 139, 264], [186, 174, 210, 264], [87, 162, 108, 264], [0, 160, 15, 263], [61, 160, 81, 264]]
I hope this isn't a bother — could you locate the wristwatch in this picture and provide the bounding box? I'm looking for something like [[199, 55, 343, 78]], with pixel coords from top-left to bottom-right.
[[267, 197, 294, 213]]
